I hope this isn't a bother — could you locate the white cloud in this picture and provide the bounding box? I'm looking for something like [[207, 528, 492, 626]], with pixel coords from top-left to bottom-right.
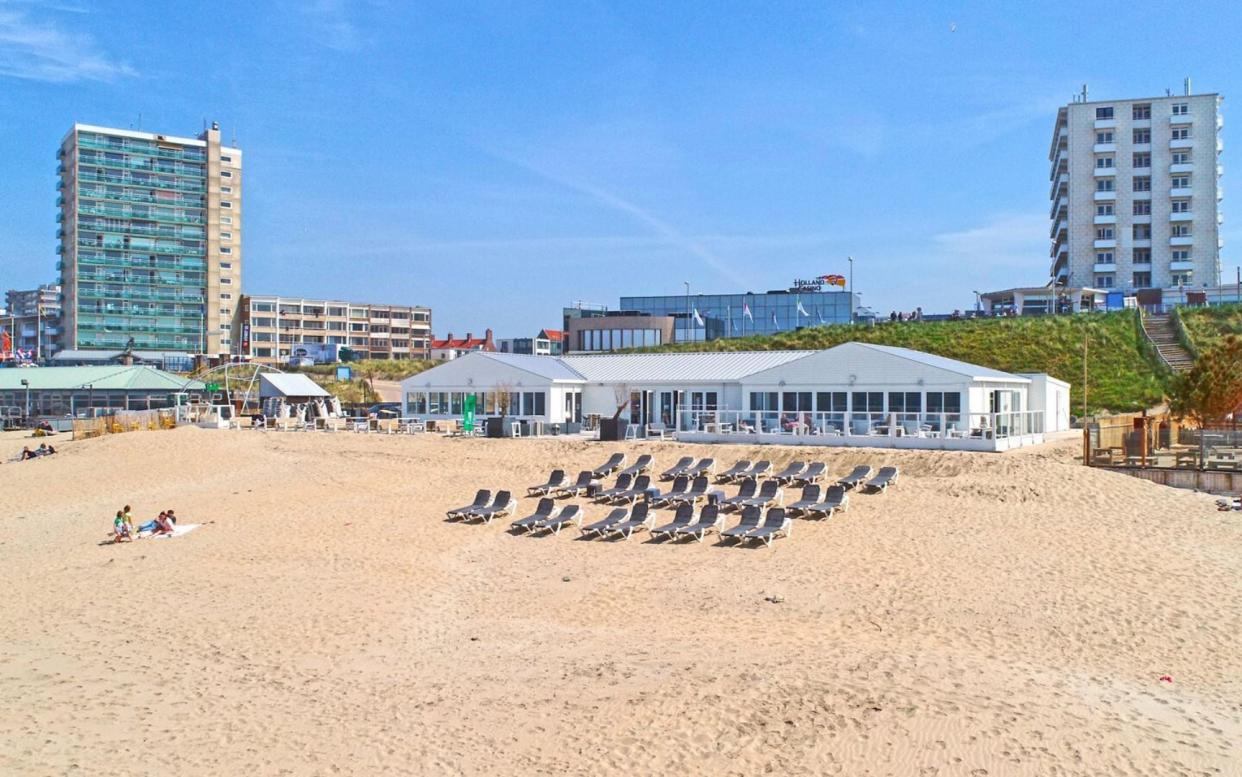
[[0, 6, 135, 83], [933, 212, 1049, 269], [301, 0, 361, 52]]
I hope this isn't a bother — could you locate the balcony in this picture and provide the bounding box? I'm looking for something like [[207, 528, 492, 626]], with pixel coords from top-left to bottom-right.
[[1132, 118, 1151, 129], [1131, 261, 1152, 271], [1093, 143, 1116, 153], [1169, 113, 1192, 125], [1132, 190, 1152, 200], [1093, 262, 1117, 273], [1132, 214, 1152, 225], [1050, 218, 1067, 238], [1170, 187, 1193, 198], [1093, 164, 1116, 177], [1170, 236, 1193, 247], [1093, 239, 1117, 249], [1093, 214, 1116, 225], [1093, 190, 1116, 201], [1169, 211, 1193, 222], [1094, 118, 1117, 130], [1170, 260, 1195, 271], [1170, 163, 1193, 174], [1132, 143, 1151, 152], [1132, 239, 1152, 248], [1170, 137, 1193, 149]]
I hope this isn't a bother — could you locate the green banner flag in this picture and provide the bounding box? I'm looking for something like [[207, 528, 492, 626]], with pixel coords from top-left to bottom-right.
[[463, 393, 476, 432]]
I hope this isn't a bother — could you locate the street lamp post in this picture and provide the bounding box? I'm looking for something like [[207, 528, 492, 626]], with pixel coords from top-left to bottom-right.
[[683, 281, 690, 342], [847, 256, 855, 324], [20, 379, 30, 421], [972, 290, 982, 316]]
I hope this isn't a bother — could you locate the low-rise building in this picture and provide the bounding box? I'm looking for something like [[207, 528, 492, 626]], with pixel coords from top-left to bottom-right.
[[565, 311, 675, 353], [233, 294, 431, 366], [497, 328, 564, 356], [430, 329, 494, 360], [0, 364, 204, 417], [4, 284, 62, 360]]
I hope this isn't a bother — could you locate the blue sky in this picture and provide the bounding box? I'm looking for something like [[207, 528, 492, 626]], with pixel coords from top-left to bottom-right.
[[1, 0, 1239, 335]]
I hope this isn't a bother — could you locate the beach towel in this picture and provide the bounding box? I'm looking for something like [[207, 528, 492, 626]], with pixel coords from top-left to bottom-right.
[[139, 523, 202, 539]]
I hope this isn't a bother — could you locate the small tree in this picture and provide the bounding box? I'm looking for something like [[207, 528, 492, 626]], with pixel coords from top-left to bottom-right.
[[1169, 335, 1242, 467], [495, 381, 514, 418], [612, 383, 632, 421]]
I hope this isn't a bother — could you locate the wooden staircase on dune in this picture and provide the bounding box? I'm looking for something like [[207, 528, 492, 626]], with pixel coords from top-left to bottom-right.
[[1141, 313, 1195, 372]]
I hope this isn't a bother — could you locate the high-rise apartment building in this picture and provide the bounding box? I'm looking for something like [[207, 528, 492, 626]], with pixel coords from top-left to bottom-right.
[[57, 122, 241, 365], [1050, 85, 1223, 293], [234, 294, 432, 365], [4, 284, 62, 359]]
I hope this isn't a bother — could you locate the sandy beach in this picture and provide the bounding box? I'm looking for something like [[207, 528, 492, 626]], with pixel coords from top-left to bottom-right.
[[1, 426, 1239, 776]]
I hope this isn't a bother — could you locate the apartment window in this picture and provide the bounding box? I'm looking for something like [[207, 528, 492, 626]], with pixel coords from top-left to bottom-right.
[[221, 170, 233, 178], [1133, 249, 1151, 264], [220, 277, 232, 284], [1096, 179, 1115, 192], [1132, 153, 1151, 168], [1172, 271, 1193, 286], [1132, 224, 1151, 239], [1095, 156, 1115, 169], [328, 307, 346, 316], [220, 308, 231, 316], [1133, 272, 1152, 287], [221, 216, 233, 225], [1132, 129, 1151, 144], [220, 186, 233, 194], [221, 201, 233, 208], [1172, 102, 1189, 116], [1172, 249, 1191, 261], [1096, 251, 1115, 264], [1095, 106, 1114, 120], [221, 155, 233, 163], [1095, 131, 1114, 144], [1133, 201, 1151, 215], [220, 232, 233, 241], [1095, 203, 1114, 216], [1171, 175, 1191, 189], [1096, 227, 1115, 240], [219, 262, 232, 269], [1094, 274, 1115, 288], [219, 323, 230, 331], [1172, 151, 1191, 165], [220, 292, 233, 299], [220, 247, 232, 254], [1171, 127, 1191, 140], [1132, 103, 1151, 120], [1133, 176, 1151, 191], [1171, 224, 1191, 237], [1172, 199, 1191, 213]]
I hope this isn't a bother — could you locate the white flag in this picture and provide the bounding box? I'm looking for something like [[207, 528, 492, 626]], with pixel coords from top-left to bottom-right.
[[742, 302, 753, 321], [796, 296, 809, 317], [692, 308, 705, 326]]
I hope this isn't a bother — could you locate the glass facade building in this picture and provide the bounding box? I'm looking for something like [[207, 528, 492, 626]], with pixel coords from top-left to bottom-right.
[[57, 123, 241, 359], [619, 290, 858, 342]]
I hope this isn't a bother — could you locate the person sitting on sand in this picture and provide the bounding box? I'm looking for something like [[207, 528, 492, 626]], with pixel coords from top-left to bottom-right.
[[20, 446, 35, 460], [165, 509, 177, 525], [150, 511, 175, 537], [113, 511, 132, 542]]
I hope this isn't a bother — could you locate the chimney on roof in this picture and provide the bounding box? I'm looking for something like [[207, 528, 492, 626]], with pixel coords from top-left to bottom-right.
[[445, 332, 453, 340], [1184, 76, 1192, 95], [465, 332, 473, 341]]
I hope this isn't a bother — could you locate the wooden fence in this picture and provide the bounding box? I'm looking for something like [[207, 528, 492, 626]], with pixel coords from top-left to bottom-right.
[[72, 409, 178, 440]]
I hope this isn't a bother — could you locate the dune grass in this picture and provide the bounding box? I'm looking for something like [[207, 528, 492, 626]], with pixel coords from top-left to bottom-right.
[[1176, 303, 1242, 356]]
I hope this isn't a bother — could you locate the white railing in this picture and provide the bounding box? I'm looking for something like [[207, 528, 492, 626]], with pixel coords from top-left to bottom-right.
[[671, 409, 1045, 440]]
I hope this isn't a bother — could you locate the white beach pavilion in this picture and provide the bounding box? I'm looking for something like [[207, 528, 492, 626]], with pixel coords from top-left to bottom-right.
[[400, 343, 1070, 451]]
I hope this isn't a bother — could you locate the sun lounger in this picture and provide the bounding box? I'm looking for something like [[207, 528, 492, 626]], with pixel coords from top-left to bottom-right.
[[580, 506, 632, 538], [605, 501, 655, 539], [737, 460, 772, 482], [590, 452, 627, 479], [743, 507, 792, 547], [789, 462, 827, 487], [718, 479, 758, 511], [673, 504, 725, 542], [659, 456, 695, 481], [527, 469, 566, 497], [668, 475, 710, 506], [721, 505, 763, 543], [612, 475, 653, 505], [651, 503, 696, 539], [715, 460, 752, 483], [447, 489, 491, 520], [619, 454, 654, 477], [803, 485, 848, 519], [685, 458, 716, 478], [837, 465, 873, 490], [466, 491, 514, 523], [862, 466, 899, 493], [536, 504, 582, 535], [784, 484, 823, 517], [555, 470, 595, 498], [594, 473, 634, 503], [651, 475, 690, 507], [510, 498, 557, 532], [740, 479, 782, 509], [772, 461, 807, 485]]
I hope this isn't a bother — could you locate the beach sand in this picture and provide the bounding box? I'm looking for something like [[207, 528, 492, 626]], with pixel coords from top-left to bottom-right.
[[1, 427, 1239, 776]]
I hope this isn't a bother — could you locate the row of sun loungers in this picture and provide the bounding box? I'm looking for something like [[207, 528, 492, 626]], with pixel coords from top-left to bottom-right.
[[445, 489, 515, 523], [659, 456, 716, 481], [509, 500, 791, 546]]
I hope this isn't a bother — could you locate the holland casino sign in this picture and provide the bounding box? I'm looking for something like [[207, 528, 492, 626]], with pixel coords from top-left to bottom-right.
[[789, 274, 847, 292]]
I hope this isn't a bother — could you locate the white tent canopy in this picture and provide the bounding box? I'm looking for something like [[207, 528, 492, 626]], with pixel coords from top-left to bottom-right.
[[258, 373, 331, 400]]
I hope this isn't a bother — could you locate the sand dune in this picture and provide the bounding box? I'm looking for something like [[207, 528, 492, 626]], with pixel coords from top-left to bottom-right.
[[1, 427, 1239, 775]]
